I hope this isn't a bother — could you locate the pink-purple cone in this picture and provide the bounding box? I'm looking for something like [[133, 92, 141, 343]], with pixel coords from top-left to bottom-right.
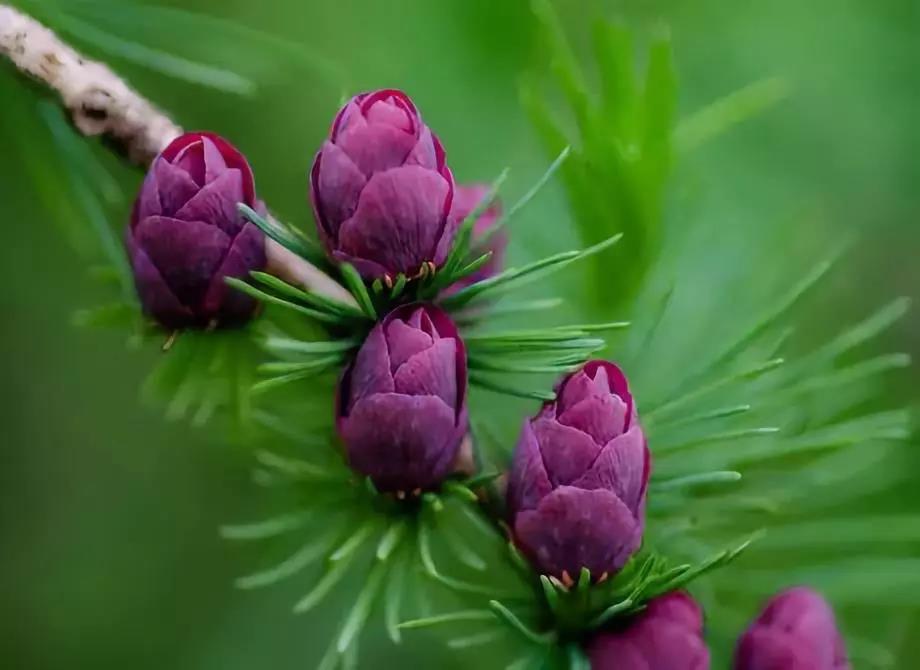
[[507, 361, 650, 581], [443, 183, 506, 294], [310, 89, 456, 280], [336, 304, 468, 492], [587, 591, 710, 670], [125, 132, 266, 329], [734, 588, 851, 670]]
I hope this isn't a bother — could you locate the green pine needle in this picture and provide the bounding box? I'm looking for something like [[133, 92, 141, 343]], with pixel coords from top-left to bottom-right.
[[398, 610, 495, 630], [234, 525, 342, 590], [469, 372, 557, 401], [674, 77, 791, 153], [337, 561, 387, 652], [338, 263, 377, 319], [251, 271, 367, 320], [489, 600, 556, 646], [219, 511, 309, 541], [384, 551, 408, 644], [479, 145, 572, 249], [375, 521, 408, 562], [439, 233, 623, 309], [262, 336, 361, 355], [225, 277, 340, 324], [650, 471, 743, 493], [238, 204, 326, 265]]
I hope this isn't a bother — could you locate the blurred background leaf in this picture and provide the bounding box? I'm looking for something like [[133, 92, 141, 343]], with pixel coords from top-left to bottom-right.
[[1, 0, 917, 668]]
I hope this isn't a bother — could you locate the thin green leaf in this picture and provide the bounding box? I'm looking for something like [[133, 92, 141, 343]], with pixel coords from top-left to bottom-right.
[[490, 600, 556, 646], [447, 630, 504, 650], [592, 20, 636, 128], [251, 271, 365, 320], [262, 336, 360, 355], [653, 404, 753, 431], [568, 645, 592, 670], [250, 363, 338, 394], [443, 528, 488, 572], [479, 146, 572, 247], [532, 0, 590, 131], [293, 537, 370, 614], [437, 169, 509, 286], [64, 0, 347, 91], [647, 358, 785, 420], [758, 516, 920, 550], [220, 511, 309, 541], [470, 373, 557, 401], [330, 520, 377, 563], [338, 263, 377, 319], [255, 449, 343, 482], [589, 596, 636, 628], [651, 471, 742, 492], [675, 77, 791, 153], [39, 103, 131, 291], [73, 302, 137, 329], [540, 575, 559, 612], [376, 521, 408, 562], [650, 534, 761, 597], [51, 10, 256, 95], [384, 551, 407, 644], [389, 273, 408, 299], [673, 257, 839, 397], [336, 561, 386, 652], [238, 204, 324, 265], [258, 355, 343, 374], [440, 233, 623, 309], [225, 277, 340, 323], [398, 610, 495, 630], [641, 34, 676, 175], [657, 426, 780, 454], [235, 526, 341, 590], [811, 297, 911, 362]]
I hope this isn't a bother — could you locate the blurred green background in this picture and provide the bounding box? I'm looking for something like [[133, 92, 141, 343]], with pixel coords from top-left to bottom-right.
[[1, 0, 917, 668]]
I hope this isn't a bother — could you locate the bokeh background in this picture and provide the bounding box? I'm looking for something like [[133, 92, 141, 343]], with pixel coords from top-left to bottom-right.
[[1, 0, 917, 668]]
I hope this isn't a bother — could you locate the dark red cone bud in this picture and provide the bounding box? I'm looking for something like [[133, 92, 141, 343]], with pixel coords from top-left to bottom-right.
[[734, 588, 851, 670], [507, 361, 649, 580], [310, 89, 455, 280], [336, 304, 468, 492], [126, 132, 266, 329]]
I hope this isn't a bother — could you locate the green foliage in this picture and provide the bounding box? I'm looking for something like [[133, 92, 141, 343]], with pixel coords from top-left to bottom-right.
[[7, 2, 914, 668], [20, 0, 348, 96], [522, 2, 675, 313]]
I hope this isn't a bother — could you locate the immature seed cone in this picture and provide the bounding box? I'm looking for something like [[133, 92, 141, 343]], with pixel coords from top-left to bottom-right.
[[507, 361, 649, 580], [337, 304, 468, 492], [587, 591, 710, 670], [126, 132, 266, 329], [310, 89, 455, 280], [734, 587, 851, 670], [443, 183, 505, 294]]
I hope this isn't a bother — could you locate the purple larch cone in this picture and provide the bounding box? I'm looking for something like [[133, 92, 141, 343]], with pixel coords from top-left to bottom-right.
[[337, 303, 468, 492], [126, 131, 266, 329], [310, 89, 455, 281], [507, 360, 650, 581]]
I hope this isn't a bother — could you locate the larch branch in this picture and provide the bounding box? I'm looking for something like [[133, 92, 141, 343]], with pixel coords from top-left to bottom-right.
[[0, 4, 355, 306]]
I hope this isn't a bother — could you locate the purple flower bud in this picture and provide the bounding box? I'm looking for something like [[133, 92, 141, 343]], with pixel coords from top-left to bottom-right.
[[734, 588, 851, 670], [507, 361, 649, 581], [310, 89, 455, 280], [587, 591, 710, 670], [337, 304, 468, 492], [444, 184, 505, 293], [126, 132, 266, 329]]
